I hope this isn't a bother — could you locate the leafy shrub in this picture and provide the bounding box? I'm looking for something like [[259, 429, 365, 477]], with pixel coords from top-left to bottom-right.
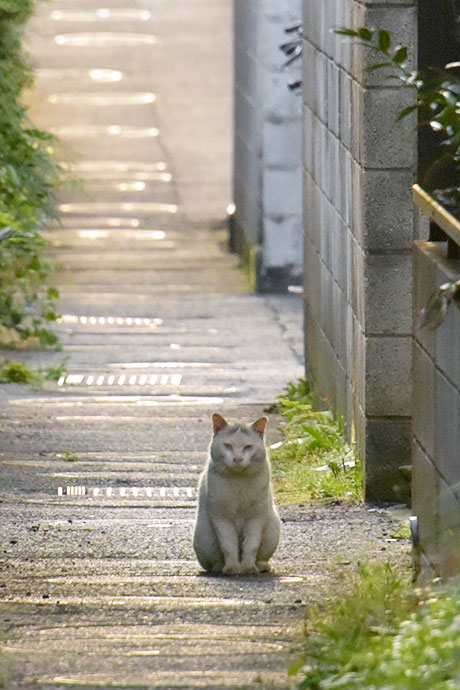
[[290, 563, 460, 690], [0, 0, 62, 347]]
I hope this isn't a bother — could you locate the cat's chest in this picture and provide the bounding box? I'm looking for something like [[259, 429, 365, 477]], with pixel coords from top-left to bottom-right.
[[208, 472, 266, 517]]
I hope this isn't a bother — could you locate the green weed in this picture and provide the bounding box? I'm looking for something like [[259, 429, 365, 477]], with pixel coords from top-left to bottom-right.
[[271, 379, 362, 504], [0, 359, 67, 388], [291, 563, 460, 690], [58, 451, 80, 462]]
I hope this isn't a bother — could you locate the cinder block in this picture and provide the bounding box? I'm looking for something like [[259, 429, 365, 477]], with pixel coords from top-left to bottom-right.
[[438, 479, 460, 578], [339, 69, 352, 151], [362, 87, 417, 169], [302, 0, 320, 48], [302, 40, 317, 113], [304, 234, 321, 319], [413, 241, 438, 359], [262, 69, 305, 119], [350, 79, 363, 163], [352, 314, 366, 407], [263, 117, 302, 168], [315, 51, 328, 124], [351, 239, 365, 326], [435, 371, 460, 488], [303, 104, 314, 172], [303, 169, 321, 251], [351, 157, 363, 244], [412, 440, 439, 541], [364, 417, 411, 503], [320, 261, 334, 347], [266, 0, 301, 22], [412, 341, 436, 460], [365, 336, 412, 416], [263, 167, 302, 217], [319, 193, 334, 269], [336, 287, 349, 368], [234, 87, 259, 149], [362, 170, 416, 251], [364, 252, 412, 335], [435, 260, 460, 391], [264, 214, 303, 268]]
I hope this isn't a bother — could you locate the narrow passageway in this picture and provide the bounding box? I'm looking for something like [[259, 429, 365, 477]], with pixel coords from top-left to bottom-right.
[[0, 2, 409, 688]]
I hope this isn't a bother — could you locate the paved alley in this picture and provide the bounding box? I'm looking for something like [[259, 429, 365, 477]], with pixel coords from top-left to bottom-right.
[[0, 2, 409, 689]]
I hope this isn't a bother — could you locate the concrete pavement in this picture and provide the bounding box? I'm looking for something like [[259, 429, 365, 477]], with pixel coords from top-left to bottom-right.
[[0, 1, 409, 688]]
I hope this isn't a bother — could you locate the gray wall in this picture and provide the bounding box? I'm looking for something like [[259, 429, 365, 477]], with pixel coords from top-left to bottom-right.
[[302, 0, 417, 500], [413, 240, 460, 579], [232, 0, 303, 292]]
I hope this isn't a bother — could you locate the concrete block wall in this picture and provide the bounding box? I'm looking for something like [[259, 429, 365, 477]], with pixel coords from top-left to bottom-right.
[[232, 0, 303, 292], [413, 240, 460, 579], [302, 0, 418, 501]]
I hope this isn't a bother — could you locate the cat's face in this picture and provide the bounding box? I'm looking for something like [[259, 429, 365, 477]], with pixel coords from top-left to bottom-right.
[[210, 413, 267, 473]]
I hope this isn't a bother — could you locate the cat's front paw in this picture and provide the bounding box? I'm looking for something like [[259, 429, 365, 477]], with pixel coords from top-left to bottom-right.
[[240, 562, 260, 575], [222, 562, 241, 576]]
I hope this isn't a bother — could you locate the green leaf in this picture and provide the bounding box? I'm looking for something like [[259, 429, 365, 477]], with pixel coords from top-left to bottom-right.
[[395, 103, 418, 122], [377, 30, 391, 53], [392, 46, 408, 65], [366, 62, 393, 72], [334, 27, 360, 37], [357, 27, 373, 41]]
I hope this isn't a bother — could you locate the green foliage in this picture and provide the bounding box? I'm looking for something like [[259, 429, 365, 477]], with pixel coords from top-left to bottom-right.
[[0, 359, 67, 388], [271, 379, 362, 504], [335, 24, 460, 330], [335, 25, 460, 206], [291, 566, 460, 690], [0, 360, 42, 387], [0, 0, 62, 346]]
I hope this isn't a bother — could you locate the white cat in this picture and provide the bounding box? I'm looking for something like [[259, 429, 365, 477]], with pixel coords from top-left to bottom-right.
[[193, 413, 280, 575]]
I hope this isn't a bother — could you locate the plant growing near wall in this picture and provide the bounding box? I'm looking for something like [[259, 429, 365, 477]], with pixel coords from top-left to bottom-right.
[[336, 25, 460, 329], [0, 0, 62, 347], [271, 379, 362, 504]]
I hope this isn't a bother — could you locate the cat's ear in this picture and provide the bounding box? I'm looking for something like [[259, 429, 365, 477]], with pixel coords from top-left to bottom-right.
[[252, 417, 268, 437], [212, 413, 228, 434]]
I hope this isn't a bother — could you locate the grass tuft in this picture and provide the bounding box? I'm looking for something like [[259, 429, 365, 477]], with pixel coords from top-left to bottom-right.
[[291, 563, 460, 689], [271, 379, 362, 504]]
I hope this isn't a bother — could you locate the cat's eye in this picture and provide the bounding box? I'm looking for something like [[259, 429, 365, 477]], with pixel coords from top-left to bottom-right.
[[224, 443, 232, 450], [243, 445, 253, 452]]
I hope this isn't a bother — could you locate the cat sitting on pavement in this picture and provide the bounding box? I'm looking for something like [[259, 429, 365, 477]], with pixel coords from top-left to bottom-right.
[[193, 413, 280, 575]]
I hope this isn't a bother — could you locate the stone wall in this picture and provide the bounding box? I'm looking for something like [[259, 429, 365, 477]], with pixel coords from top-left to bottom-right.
[[302, 0, 417, 500], [413, 240, 460, 578], [232, 0, 303, 292]]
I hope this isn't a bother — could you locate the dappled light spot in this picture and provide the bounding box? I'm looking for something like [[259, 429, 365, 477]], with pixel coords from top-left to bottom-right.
[[77, 230, 167, 241], [48, 92, 156, 105], [52, 125, 159, 138], [51, 9, 152, 21], [54, 33, 156, 48], [58, 201, 178, 214], [36, 68, 123, 82]]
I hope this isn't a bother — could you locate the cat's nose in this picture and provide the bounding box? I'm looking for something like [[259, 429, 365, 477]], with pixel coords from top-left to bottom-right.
[[234, 457, 243, 464]]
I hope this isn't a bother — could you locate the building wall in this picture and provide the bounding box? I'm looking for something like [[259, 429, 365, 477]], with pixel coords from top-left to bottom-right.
[[302, 0, 417, 500], [232, 0, 303, 292], [413, 240, 460, 579]]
